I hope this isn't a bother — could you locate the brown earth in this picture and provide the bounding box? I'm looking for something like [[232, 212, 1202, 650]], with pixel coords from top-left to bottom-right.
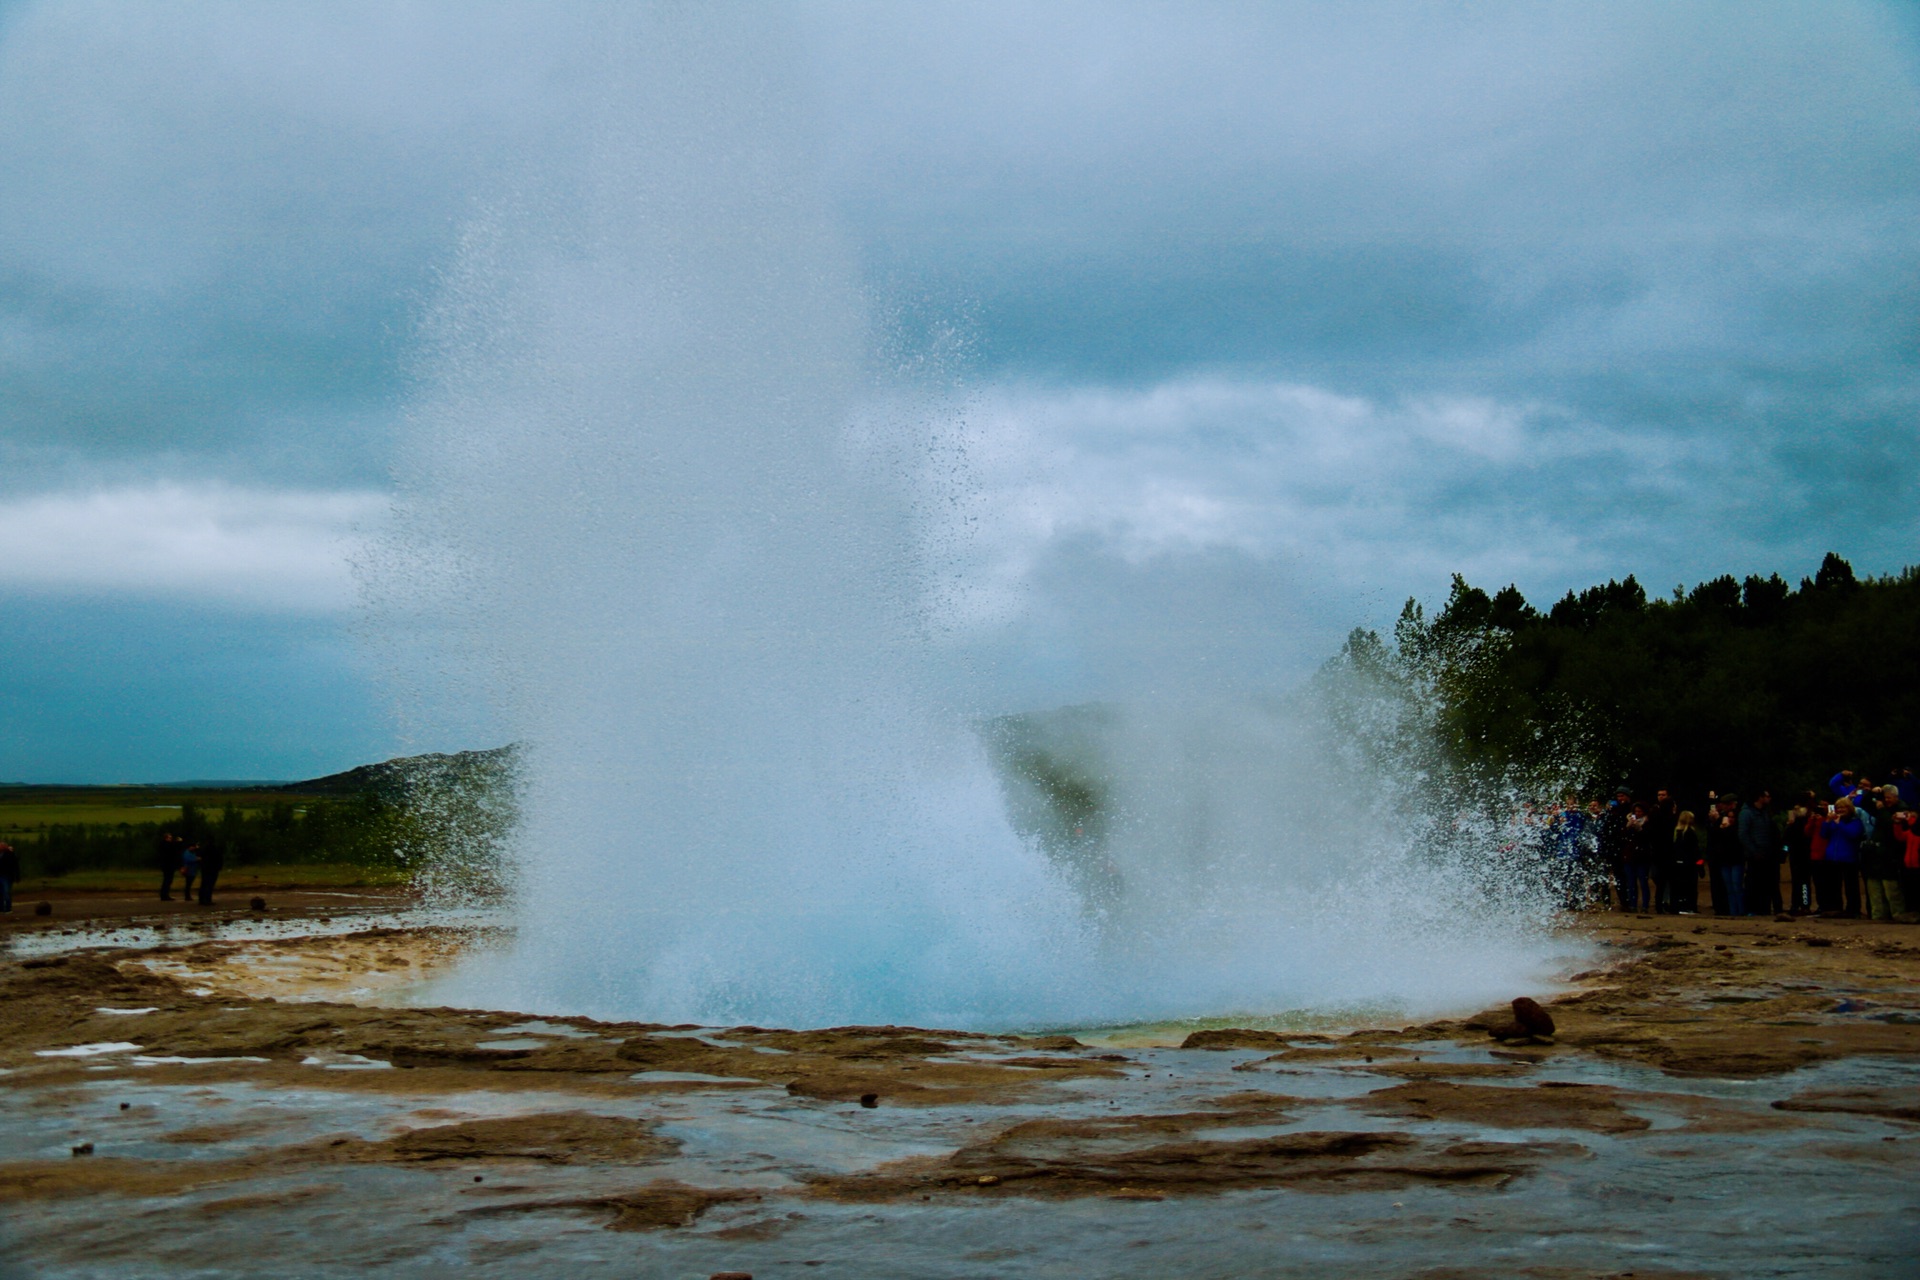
[[808, 1117, 1587, 1200], [0, 885, 413, 932], [2, 906, 1918, 1229]]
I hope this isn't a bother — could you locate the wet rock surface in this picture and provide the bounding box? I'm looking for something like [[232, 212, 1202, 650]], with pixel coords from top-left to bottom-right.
[[1, 909, 1917, 1276]]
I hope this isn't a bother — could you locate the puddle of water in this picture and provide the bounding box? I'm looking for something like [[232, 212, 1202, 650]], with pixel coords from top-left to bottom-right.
[[35, 1042, 142, 1058], [2, 905, 500, 961], [494, 1021, 599, 1039], [299, 1053, 392, 1071]]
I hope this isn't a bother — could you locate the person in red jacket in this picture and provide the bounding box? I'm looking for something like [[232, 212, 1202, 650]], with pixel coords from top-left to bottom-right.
[[1892, 804, 1920, 923]]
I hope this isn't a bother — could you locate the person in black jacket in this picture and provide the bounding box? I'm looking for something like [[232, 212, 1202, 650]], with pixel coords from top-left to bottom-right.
[[195, 836, 225, 906], [1669, 811, 1703, 913], [1620, 801, 1653, 912], [0, 841, 18, 913], [1737, 790, 1779, 916], [156, 831, 184, 901], [1706, 794, 1745, 916], [1646, 789, 1679, 912], [1862, 786, 1908, 921], [1596, 788, 1633, 910], [1783, 792, 1817, 914]]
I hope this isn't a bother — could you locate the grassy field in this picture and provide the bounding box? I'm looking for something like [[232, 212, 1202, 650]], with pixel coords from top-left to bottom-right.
[[0, 801, 184, 842], [6, 864, 412, 893], [0, 785, 388, 883], [1, 751, 511, 891]]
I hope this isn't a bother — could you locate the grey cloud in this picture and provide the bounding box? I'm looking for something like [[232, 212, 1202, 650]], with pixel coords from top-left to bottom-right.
[[0, 2, 1915, 776]]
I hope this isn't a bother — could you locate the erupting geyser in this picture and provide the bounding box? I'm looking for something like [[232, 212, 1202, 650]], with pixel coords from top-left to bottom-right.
[[385, 9, 1564, 1030]]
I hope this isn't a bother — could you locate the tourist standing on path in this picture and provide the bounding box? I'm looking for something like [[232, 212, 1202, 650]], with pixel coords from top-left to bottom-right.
[[1738, 791, 1779, 916], [1784, 792, 1817, 914], [1621, 801, 1653, 912], [1647, 789, 1679, 912], [1669, 812, 1703, 913], [1894, 802, 1920, 922], [0, 841, 17, 913], [1583, 799, 1608, 908], [1861, 786, 1908, 922], [156, 831, 184, 901], [1707, 795, 1744, 916], [1548, 800, 1587, 909], [1597, 789, 1632, 909], [180, 842, 202, 902], [1819, 798, 1865, 918], [196, 835, 225, 906]]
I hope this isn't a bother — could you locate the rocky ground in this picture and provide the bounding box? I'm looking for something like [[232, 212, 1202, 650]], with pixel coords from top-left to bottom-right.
[[1, 904, 1916, 1278]]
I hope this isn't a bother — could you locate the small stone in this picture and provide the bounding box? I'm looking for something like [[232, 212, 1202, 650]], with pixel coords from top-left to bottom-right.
[[71, 1143, 93, 1157], [1511, 997, 1556, 1038], [249, 897, 267, 912], [118, 1103, 129, 1111], [473, 1175, 483, 1183], [859, 1093, 879, 1108], [710, 1273, 753, 1280], [34, 902, 51, 917], [1804, 937, 1834, 948], [976, 1174, 1001, 1186]]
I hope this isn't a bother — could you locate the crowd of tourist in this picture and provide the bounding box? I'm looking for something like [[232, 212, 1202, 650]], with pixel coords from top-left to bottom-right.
[[1526, 767, 1920, 922]]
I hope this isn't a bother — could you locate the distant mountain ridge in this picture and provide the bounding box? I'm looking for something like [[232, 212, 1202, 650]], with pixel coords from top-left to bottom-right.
[[283, 745, 519, 797]]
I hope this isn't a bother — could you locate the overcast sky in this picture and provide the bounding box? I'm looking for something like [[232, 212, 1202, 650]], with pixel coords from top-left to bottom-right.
[[2, 1, 1916, 781]]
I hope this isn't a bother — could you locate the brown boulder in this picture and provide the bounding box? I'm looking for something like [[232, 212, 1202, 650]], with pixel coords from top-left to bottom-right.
[[1180, 1028, 1291, 1050], [1511, 997, 1556, 1038]]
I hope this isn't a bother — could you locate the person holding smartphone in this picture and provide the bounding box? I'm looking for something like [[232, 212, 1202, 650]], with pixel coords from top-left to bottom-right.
[[1819, 798, 1865, 918]]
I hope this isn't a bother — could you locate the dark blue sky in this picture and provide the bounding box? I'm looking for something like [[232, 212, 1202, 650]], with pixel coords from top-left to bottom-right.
[[1, 2, 1916, 780]]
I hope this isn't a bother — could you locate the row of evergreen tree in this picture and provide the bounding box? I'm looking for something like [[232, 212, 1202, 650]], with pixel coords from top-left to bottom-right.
[[1325, 553, 1919, 804]]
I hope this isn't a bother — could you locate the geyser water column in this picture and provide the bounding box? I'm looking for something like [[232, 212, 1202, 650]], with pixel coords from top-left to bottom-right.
[[389, 7, 1572, 1031], [393, 10, 1092, 1027]]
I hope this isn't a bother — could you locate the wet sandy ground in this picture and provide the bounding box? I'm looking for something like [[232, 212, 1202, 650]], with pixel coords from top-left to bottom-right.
[[2, 906, 1918, 1278]]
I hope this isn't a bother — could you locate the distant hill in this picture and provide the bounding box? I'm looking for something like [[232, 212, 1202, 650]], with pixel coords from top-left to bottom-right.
[[283, 745, 519, 798]]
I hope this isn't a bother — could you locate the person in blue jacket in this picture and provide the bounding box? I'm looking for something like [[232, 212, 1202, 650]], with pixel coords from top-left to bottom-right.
[[1819, 797, 1865, 918], [1545, 800, 1587, 909]]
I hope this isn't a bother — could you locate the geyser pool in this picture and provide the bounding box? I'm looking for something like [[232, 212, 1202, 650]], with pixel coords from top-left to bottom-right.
[[382, 7, 1568, 1030]]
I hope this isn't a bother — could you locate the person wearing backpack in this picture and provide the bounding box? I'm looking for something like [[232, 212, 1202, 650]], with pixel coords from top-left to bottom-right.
[[1861, 786, 1907, 922]]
